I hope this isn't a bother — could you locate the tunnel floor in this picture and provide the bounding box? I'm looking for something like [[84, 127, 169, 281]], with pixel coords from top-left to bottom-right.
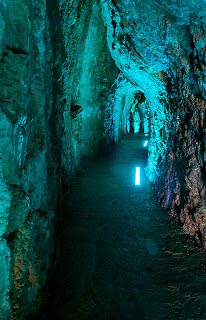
[[47, 134, 206, 320]]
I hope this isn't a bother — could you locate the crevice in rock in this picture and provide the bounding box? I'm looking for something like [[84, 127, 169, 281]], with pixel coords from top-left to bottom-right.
[[6, 46, 28, 55]]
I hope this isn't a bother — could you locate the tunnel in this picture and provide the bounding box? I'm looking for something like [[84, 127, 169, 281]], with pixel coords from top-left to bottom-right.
[[0, 0, 206, 319]]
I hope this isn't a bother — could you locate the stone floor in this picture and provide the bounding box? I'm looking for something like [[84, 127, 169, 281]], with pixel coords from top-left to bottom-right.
[[46, 134, 206, 320]]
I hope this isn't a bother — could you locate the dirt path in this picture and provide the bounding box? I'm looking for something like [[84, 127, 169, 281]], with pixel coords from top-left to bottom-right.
[[47, 134, 206, 320]]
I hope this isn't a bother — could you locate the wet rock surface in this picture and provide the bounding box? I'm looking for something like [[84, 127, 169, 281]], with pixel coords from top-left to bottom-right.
[[46, 134, 206, 320]]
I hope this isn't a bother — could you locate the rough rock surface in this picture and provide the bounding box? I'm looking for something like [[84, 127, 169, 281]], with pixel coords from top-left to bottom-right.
[[0, 0, 118, 318], [100, 0, 206, 246], [58, 0, 118, 182], [0, 0, 206, 318], [0, 0, 57, 318]]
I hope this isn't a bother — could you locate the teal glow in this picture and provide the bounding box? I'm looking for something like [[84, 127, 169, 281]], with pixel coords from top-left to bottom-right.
[[135, 167, 140, 185], [144, 141, 148, 147]]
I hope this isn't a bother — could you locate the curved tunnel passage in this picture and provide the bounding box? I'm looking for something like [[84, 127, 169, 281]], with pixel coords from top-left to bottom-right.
[[0, 0, 205, 319]]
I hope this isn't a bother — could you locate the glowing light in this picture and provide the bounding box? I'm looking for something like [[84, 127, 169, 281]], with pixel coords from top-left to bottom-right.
[[135, 167, 140, 185], [144, 141, 148, 147]]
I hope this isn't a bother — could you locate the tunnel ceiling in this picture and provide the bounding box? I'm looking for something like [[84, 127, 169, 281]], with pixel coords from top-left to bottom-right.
[[101, 0, 206, 95]]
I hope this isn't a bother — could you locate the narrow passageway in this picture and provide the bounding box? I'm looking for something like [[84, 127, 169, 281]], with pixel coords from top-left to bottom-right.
[[48, 134, 206, 320], [1, 1, 206, 318]]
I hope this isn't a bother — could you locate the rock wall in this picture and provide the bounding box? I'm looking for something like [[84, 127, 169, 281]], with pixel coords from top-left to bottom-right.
[[100, 0, 171, 182], [0, 0, 118, 318], [100, 0, 206, 245], [142, 2, 206, 247], [155, 57, 206, 247], [102, 73, 136, 144], [58, 0, 118, 185], [0, 0, 57, 318]]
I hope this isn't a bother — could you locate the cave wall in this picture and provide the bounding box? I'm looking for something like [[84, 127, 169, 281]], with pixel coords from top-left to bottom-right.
[[0, 0, 57, 317], [100, 0, 206, 246], [102, 73, 136, 144], [0, 0, 118, 318], [155, 55, 206, 246], [58, 0, 118, 182], [0, 0, 205, 317], [100, 0, 171, 182]]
